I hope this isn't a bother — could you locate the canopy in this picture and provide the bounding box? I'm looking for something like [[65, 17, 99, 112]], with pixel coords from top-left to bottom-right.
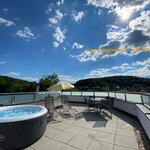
[[47, 82, 74, 91]]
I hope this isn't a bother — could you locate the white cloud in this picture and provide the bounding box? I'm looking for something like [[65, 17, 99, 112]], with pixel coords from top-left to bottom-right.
[[71, 10, 85, 22], [72, 49, 140, 62], [87, 58, 150, 78], [46, 5, 52, 14], [98, 9, 102, 15], [0, 61, 6, 65], [20, 76, 39, 82], [49, 9, 63, 25], [72, 50, 101, 62], [16, 27, 36, 41], [133, 58, 150, 67], [57, 0, 64, 6], [6, 72, 20, 77], [3, 8, 9, 14], [129, 10, 150, 36], [59, 75, 79, 83], [53, 27, 65, 46], [52, 42, 59, 48], [87, 68, 110, 78], [111, 63, 135, 71], [107, 25, 128, 41], [0, 17, 15, 26], [72, 42, 84, 49], [87, 0, 150, 16]]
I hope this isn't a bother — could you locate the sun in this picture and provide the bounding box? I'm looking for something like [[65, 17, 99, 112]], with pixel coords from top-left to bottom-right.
[[117, 7, 132, 21]]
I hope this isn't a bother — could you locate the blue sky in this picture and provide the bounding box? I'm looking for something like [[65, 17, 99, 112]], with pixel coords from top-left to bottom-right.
[[0, 0, 150, 83]]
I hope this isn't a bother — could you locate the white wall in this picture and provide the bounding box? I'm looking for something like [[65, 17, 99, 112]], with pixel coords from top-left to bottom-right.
[[136, 104, 150, 139], [113, 100, 137, 116], [114, 99, 150, 140]]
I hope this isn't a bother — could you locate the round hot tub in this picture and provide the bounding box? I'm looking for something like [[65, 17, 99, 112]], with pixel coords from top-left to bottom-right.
[[0, 105, 47, 150]]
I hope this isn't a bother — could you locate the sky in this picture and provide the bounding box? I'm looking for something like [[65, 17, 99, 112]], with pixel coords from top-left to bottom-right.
[[0, 0, 150, 83]]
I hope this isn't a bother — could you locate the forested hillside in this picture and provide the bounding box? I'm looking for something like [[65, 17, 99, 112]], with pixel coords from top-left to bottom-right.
[[75, 76, 150, 92]]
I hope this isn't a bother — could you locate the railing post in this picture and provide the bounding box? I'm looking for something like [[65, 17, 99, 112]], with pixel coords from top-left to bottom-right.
[[11, 95, 15, 105], [33, 94, 36, 102], [115, 92, 116, 101], [125, 93, 127, 101], [141, 94, 144, 105]]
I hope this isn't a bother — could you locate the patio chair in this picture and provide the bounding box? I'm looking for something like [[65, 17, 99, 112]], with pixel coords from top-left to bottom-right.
[[45, 96, 63, 122], [61, 95, 79, 119], [84, 96, 95, 111], [99, 96, 113, 119]]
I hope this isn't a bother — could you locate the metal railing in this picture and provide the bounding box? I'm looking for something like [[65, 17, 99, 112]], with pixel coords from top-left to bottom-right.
[[0, 91, 149, 109]]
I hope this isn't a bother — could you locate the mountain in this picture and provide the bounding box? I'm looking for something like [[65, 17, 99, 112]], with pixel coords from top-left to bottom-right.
[[0, 76, 36, 93], [75, 76, 150, 92]]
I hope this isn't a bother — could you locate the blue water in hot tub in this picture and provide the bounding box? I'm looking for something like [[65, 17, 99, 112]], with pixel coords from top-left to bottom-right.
[[0, 106, 42, 118]]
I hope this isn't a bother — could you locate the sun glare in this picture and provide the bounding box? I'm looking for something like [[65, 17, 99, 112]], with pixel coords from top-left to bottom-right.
[[117, 7, 132, 21]]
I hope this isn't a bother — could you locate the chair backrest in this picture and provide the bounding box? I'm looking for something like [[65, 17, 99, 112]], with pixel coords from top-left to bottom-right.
[[45, 96, 54, 112], [61, 95, 71, 110]]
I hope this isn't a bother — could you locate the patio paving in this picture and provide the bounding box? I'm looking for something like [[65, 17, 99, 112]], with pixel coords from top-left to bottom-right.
[[26, 105, 139, 150]]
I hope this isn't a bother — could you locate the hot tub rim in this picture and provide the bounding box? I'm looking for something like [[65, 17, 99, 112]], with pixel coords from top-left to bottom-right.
[[0, 105, 48, 123]]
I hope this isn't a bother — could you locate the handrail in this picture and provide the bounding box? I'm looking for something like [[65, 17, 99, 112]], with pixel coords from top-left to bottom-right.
[[0, 91, 149, 108]]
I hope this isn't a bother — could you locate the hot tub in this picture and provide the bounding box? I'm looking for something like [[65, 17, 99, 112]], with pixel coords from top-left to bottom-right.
[[0, 105, 47, 150]]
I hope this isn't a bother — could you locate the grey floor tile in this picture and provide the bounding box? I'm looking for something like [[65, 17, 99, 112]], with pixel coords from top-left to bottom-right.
[[116, 128, 135, 137], [117, 122, 133, 130], [94, 131, 115, 144], [48, 121, 70, 130], [44, 126, 62, 138], [32, 138, 64, 150], [94, 126, 116, 134], [78, 128, 97, 139], [87, 140, 113, 150], [113, 145, 136, 150], [115, 135, 139, 149], [68, 134, 92, 150], [64, 125, 82, 134], [61, 144, 81, 150], [53, 131, 75, 143]]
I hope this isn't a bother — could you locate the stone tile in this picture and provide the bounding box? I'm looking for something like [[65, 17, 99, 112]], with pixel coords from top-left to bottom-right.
[[32, 138, 64, 150], [115, 135, 138, 149], [63, 118, 75, 125], [78, 128, 97, 138], [87, 140, 113, 150], [117, 122, 133, 130], [61, 144, 81, 150], [95, 131, 115, 144], [48, 122, 69, 130], [94, 126, 116, 134], [116, 128, 135, 137], [64, 125, 82, 134], [53, 131, 75, 143], [85, 122, 96, 128], [31, 136, 51, 149], [73, 120, 88, 127], [44, 127, 62, 138], [113, 145, 136, 150], [68, 135, 92, 150], [106, 121, 117, 127]]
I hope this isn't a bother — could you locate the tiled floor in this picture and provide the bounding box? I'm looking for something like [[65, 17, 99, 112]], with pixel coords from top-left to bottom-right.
[[26, 106, 139, 150]]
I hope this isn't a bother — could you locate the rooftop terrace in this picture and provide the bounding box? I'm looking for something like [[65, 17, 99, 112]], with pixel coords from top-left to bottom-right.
[[26, 105, 147, 150]]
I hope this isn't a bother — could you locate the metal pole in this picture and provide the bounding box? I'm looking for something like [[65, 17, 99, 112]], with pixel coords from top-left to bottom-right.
[[141, 94, 144, 105], [125, 93, 127, 102]]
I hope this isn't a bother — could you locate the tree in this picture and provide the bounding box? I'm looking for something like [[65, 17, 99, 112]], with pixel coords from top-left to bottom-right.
[[39, 73, 59, 91]]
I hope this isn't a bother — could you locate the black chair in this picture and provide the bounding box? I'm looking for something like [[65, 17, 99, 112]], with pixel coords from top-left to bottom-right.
[[99, 96, 113, 119], [45, 96, 63, 122], [84, 97, 95, 111]]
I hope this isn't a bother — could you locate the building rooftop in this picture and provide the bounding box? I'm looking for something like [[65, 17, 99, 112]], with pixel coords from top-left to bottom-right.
[[26, 105, 141, 150]]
